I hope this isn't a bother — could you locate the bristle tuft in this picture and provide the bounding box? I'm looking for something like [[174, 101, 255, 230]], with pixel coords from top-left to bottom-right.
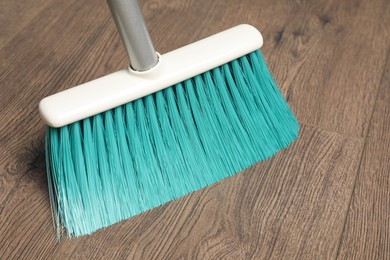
[[46, 50, 299, 237]]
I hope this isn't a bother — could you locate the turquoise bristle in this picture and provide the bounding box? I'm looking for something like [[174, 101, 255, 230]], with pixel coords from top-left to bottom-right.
[[46, 50, 299, 237]]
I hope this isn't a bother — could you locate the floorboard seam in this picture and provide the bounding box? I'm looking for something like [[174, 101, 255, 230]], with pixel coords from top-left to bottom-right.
[[334, 46, 390, 260], [297, 122, 364, 139]]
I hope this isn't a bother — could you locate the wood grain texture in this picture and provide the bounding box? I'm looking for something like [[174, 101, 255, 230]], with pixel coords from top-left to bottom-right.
[[0, 0, 53, 48], [261, 0, 390, 137], [336, 52, 390, 259], [0, 125, 363, 259], [0, 0, 389, 259]]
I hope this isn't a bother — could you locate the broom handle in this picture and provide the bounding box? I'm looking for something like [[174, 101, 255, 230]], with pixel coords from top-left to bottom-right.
[[107, 0, 158, 71]]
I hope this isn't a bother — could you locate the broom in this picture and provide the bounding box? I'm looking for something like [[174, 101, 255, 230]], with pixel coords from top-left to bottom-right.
[[39, 0, 299, 238]]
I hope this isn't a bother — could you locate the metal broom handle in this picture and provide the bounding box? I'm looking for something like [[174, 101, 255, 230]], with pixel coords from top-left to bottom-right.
[[107, 0, 158, 71]]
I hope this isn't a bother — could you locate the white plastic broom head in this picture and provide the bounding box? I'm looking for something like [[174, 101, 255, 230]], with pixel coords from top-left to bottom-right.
[[39, 24, 263, 127]]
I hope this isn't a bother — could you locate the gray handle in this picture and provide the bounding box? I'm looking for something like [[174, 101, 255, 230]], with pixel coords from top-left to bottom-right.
[[107, 0, 158, 71]]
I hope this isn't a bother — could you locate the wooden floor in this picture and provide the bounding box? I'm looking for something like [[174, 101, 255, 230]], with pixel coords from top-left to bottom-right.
[[1, 0, 389, 259]]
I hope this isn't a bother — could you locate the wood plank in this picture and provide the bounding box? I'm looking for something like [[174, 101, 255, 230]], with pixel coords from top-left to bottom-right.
[[336, 51, 390, 259], [260, 0, 390, 137], [0, 124, 363, 259], [0, 0, 53, 48]]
